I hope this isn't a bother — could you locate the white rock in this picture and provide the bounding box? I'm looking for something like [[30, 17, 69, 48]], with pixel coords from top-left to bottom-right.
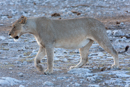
[[121, 37, 127, 40], [68, 68, 93, 77], [3, 62, 8, 65], [108, 71, 130, 78], [19, 85, 25, 87], [62, 58, 68, 62], [93, 66, 98, 69], [74, 82, 80, 86], [0, 77, 21, 86], [107, 30, 112, 36], [33, 10, 36, 13], [54, 57, 60, 61], [57, 76, 66, 80], [0, 36, 6, 40], [18, 73, 23, 77], [22, 61, 27, 65], [0, 24, 4, 26], [43, 81, 54, 86], [68, 68, 91, 74], [60, 8, 68, 13], [67, 11, 73, 15], [1, 16, 8, 20], [52, 79, 56, 81], [112, 30, 124, 36], [120, 22, 124, 26], [86, 77, 96, 82], [88, 84, 100, 87], [97, 52, 104, 57], [125, 84, 130, 87], [9, 67, 13, 70], [125, 39, 130, 43], [105, 78, 123, 85]]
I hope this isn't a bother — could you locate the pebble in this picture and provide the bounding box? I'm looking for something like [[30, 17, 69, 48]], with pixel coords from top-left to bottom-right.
[[9, 67, 13, 70], [0, 36, 6, 40], [107, 30, 112, 36], [125, 84, 130, 87], [3, 62, 8, 65], [19, 85, 25, 87], [54, 57, 60, 61], [0, 77, 21, 86], [0, 24, 4, 26], [68, 68, 93, 78], [93, 66, 98, 69], [86, 77, 96, 82], [18, 73, 23, 77], [62, 58, 68, 62], [120, 22, 125, 26], [112, 30, 124, 36], [43, 81, 54, 86], [22, 61, 27, 65], [0, 0, 130, 87], [57, 76, 67, 80], [74, 82, 80, 86], [98, 52, 104, 57]]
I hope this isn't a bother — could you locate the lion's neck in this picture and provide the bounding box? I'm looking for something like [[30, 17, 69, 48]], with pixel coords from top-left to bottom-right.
[[23, 18, 37, 35]]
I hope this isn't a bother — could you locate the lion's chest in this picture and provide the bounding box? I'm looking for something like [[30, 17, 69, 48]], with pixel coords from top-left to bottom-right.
[[55, 38, 90, 49]]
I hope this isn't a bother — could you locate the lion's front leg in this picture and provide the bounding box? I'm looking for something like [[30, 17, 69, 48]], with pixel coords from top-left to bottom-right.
[[34, 47, 46, 73], [44, 47, 54, 75]]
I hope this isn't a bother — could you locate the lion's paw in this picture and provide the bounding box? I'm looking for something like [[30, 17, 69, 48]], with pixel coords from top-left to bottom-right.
[[44, 69, 53, 75], [111, 64, 120, 70], [36, 64, 44, 72]]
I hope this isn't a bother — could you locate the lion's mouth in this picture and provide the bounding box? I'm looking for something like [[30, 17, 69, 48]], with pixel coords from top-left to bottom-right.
[[14, 36, 19, 39]]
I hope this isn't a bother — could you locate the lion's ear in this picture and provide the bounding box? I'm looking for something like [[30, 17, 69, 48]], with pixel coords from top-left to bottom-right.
[[19, 16, 27, 24]]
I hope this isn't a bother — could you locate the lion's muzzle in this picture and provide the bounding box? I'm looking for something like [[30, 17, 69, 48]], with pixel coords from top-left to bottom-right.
[[14, 36, 19, 39]]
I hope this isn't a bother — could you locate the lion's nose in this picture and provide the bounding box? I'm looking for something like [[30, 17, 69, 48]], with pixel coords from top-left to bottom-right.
[[8, 33, 11, 36]]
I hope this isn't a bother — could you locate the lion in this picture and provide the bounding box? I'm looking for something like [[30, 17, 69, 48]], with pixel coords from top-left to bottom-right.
[[9, 16, 119, 74]]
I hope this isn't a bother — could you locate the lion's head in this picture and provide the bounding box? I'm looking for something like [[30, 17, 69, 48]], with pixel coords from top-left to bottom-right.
[[9, 16, 27, 40]]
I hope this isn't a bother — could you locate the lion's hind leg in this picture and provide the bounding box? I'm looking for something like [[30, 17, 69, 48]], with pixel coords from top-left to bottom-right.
[[69, 39, 94, 70], [93, 34, 119, 69]]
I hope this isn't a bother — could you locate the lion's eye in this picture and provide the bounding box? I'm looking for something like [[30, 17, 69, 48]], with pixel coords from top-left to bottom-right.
[[13, 26, 16, 28]]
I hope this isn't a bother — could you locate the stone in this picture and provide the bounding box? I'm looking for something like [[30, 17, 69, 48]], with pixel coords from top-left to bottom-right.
[[43, 81, 54, 86], [112, 30, 124, 37], [120, 22, 124, 26], [68, 68, 93, 77], [0, 77, 21, 86], [22, 61, 27, 65], [18, 73, 23, 77], [98, 52, 104, 57], [74, 82, 80, 86], [107, 30, 112, 36], [9, 67, 13, 70], [0, 36, 6, 40], [19, 85, 25, 87], [62, 58, 68, 62], [57, 76, 67, 80], [125, 84, 130, 87]]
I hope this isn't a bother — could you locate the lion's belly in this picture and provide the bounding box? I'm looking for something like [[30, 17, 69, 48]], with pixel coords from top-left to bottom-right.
[[55, 38, 90, 49]]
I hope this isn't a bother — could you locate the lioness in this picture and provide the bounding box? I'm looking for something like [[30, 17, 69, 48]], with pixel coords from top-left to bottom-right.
[[9, 16, 119, 74]]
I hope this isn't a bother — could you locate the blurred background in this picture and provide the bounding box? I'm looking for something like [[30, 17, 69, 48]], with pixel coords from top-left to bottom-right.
[[0, 0, 130, 25]]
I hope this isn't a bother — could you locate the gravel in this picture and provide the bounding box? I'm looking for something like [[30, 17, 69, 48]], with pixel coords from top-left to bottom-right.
[[0, 0, 130, 87]]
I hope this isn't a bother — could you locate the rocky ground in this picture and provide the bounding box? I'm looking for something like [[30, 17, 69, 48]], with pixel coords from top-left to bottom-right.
[[0, 0, 130, 87]]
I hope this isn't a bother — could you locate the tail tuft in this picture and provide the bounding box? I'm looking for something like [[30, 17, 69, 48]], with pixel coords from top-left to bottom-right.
[[118, 45, 129, 54]]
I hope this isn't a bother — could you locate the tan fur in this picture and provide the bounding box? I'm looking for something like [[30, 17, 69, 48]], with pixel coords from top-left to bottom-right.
[[18, 16, 27, 24], [9, 16, 119, 74]]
